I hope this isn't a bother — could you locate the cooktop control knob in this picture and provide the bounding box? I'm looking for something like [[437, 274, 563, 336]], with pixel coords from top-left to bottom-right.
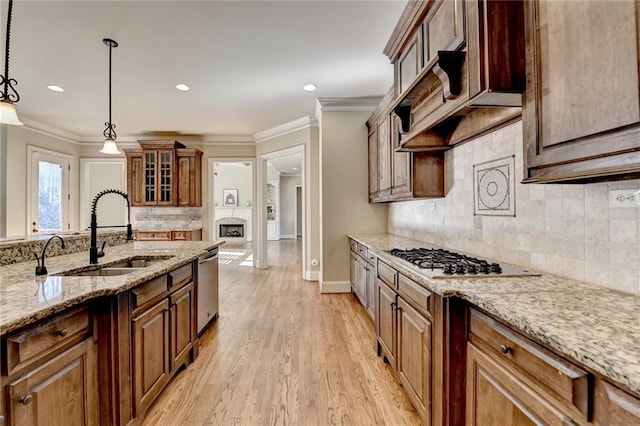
[[490, 263, 502, 273], [479, 264, 490, 274], [467, 264, 478, 274], [455, 264, 466, 274], [443, 264, 454, 275]]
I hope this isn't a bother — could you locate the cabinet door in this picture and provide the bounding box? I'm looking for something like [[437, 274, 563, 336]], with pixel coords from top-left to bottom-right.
[[466, 344, 576, 426], [368, 127, 379, 200], [171, 282, 194, 370], [523, 0, 640, 182], [594, 380, 640, 426], [157, 149, 175, 206], [364, 264, 375, 319], [391, 116, 412, 197], [177, 152, 202, 207], [7, 338, 98, 426], [133, 298, 170, 418], [127, 154, 145, 206], [397, 296, 431, 421], [377, 117, 391, 195], [376, 282, 396, 367], [142, 150, 158, 205]]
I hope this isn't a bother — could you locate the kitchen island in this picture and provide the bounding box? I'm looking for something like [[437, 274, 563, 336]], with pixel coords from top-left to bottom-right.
[[349, 233, 640, 425], [0, 239, 223, 425]]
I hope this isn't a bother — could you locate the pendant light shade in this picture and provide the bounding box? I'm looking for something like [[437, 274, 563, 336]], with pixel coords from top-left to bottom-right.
[[0, 0, 23, 126], [0, 100, 23, 126], [100, 38, 120, 154], [100, 138, 121, 155]]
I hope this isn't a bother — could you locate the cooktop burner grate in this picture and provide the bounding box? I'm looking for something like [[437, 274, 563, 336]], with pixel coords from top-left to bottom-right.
[[387, 247, 539, 278]]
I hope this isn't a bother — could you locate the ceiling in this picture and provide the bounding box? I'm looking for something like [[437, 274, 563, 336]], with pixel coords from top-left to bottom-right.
[[3, 0, 406, 140], [268, 153, 301, 174]]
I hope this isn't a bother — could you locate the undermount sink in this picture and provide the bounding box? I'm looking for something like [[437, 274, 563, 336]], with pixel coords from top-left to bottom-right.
[[55, 255, 174, 277]]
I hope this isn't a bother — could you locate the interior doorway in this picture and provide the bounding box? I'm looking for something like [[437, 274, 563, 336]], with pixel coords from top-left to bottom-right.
[[295, 185, 302, 238], [210, 158, 255, 265]]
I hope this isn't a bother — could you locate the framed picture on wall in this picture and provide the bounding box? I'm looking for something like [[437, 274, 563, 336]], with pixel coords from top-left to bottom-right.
[[223, 189, 238, 207]]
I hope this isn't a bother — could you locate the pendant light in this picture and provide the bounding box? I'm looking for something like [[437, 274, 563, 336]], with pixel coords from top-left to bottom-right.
[[100, 38, 120, 154], [0, 0, 23, 126]]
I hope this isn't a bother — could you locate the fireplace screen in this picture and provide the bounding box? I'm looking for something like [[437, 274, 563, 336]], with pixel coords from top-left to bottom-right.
[[220, 224, 244, 238]]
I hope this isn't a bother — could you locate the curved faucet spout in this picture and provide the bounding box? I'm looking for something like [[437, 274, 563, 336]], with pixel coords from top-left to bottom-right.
[[90, 189, 133, 264], [35, 235, 66, 276]]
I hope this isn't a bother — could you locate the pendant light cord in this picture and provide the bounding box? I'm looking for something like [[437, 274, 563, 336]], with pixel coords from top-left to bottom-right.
[[108, 42, 112, 127], [1, 0, 19, 103], [102, 38, 117, 141]]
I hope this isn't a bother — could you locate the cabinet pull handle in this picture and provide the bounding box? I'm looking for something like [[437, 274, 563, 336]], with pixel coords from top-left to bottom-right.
[[55, 329, 68, 337], [500, 344, 513, 355], [0, 414, 5, 423], [19, 394, 33, 405]]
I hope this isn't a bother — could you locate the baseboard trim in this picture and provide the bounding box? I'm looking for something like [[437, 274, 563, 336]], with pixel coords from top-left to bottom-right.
[[280, 234, 296, 239], [305, 270, 320, 281], [320, 280, 351, 293]]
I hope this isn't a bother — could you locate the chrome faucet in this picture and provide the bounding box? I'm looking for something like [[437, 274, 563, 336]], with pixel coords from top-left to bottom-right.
[[90, 189, 133, 264], [34, 235, 65, 275]]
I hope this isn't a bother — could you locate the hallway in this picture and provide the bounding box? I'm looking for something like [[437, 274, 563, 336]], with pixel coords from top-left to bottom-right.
[[142, 239, 420, 425]]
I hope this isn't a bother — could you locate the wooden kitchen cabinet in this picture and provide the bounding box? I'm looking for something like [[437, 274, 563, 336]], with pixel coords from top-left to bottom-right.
[[467, 307, 591, 425], [376, 280, 397, 367], [384, 0, 524, 151], [124, 140, 203, 207], [132, 299, 170, 418], [170, 282, 194, 369], [594, 380, 640, 425], [1, 305, 98, 426], [522, 1, 640, 183], [349, 239, 375, 320], [135, 229, 202, 242], [367, 89, 445, 203]]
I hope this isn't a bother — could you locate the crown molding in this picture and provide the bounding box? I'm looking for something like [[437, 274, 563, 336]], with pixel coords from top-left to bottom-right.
[[202, 135, 256, 145], [254, 115, 319, 143], [316, 97, 383, 112], [19, 117, 82, 145]]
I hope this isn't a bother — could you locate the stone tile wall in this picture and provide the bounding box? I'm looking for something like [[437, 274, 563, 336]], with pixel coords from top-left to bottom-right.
[[132, 207, 203, 230], [389, 121, 640, 295]]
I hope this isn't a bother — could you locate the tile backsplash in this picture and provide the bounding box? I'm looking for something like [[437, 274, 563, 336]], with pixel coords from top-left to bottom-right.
[[389, 120, 640, 295], [132, 207, 203, 230]]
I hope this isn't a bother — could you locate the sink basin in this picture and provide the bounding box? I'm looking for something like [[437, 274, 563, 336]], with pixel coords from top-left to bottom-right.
[[55, 255, 174, 277], [60, 267, 144, 277]]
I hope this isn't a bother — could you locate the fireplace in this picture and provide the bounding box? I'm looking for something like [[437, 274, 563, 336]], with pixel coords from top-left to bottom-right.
[[220, 224, 244, 238]]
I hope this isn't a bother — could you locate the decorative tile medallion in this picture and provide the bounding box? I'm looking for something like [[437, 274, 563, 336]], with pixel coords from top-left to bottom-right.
[[473, 156, 515, 216]]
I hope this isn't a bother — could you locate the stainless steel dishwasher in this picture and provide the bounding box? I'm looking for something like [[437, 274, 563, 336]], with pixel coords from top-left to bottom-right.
[[197, 247, 219, 334]]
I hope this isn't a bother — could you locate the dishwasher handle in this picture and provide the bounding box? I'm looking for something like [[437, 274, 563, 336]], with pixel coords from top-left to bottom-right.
[[200, 254, 218, 264]]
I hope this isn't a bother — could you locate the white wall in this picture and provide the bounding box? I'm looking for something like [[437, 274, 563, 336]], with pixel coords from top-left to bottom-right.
[[213, 162, 253, 207], [6, 126, 81, 236], [389, 120, 640, 296], [318, 110, 388, 290], [280, 174, 302, 238]]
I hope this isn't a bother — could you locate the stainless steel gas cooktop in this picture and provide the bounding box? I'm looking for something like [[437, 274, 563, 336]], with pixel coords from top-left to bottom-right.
[[387, 247, 540, 279]]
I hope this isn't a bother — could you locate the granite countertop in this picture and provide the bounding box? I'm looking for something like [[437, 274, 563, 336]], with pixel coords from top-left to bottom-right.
[[0, 240, 223, 336], [348, 233, 640, 396]]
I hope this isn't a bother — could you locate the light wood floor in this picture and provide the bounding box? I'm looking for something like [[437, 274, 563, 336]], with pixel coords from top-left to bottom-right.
[[142, 239, 420, 425]]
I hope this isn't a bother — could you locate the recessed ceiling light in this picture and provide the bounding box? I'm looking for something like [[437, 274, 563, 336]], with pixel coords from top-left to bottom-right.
[[176, 84, 190, 91], [303, 83, 317, 92], [47, 85, 64, 92]]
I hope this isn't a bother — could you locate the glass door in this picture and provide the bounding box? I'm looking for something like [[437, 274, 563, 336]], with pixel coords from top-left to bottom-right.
[[29, 149, 71, 235]]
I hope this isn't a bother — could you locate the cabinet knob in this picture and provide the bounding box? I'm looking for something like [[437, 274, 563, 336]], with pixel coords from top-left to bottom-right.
[[0, 414, 5, 423], [500, 344, 513, 355], [19, 394, 33, 405], [55, 329, 68, 337]]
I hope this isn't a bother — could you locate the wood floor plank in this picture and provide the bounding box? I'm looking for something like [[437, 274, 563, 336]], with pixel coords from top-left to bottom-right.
[[142, 240, 420, 425]]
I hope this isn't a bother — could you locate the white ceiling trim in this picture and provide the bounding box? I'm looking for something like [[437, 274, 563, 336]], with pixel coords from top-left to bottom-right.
[[316, 97, 383, 112], [202, 135, 256, 145], [254, 115, 319, 144], [20, 117, 82, 145]]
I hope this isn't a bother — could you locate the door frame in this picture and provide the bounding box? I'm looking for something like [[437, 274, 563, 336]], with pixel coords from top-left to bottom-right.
[[27, 146, 73, 235], [294, 184, 302, 238], [257, 145, 306, 278]]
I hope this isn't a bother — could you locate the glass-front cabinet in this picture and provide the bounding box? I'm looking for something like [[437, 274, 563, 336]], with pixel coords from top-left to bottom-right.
[[125, 140, 202, 207]]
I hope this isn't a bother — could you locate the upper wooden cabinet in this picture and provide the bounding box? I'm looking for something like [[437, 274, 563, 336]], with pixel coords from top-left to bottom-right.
[[124, 141, 202, 207], [367, 88, 445, 203], [384, 0, 525, 151], [522, 1, 640, 183]]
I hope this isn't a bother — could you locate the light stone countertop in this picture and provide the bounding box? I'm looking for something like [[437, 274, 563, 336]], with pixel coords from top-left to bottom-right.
[[0, 240, 223, 336], [348, 233, 640, 396]]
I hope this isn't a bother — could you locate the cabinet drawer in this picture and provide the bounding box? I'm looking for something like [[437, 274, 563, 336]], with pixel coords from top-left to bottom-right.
[[172, 230, 187, 241], [367, 251, 376, 265], [5, 306, 90, 375], [349, 239, 357, 253], [397, 274, 432, 318], [169, 263, 192, 291], [377, 260, 397, 288], [469, 308, 591, 419], [132, 275, 168, 312], [356, 243, 368, 259], [136, 231, 172, 241]]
